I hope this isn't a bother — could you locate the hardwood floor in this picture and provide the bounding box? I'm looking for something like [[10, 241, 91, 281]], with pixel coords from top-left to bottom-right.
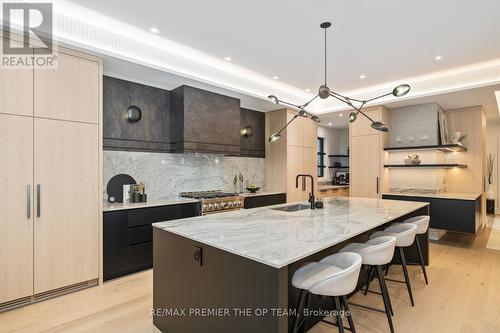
[[1, 219, 500, 333]]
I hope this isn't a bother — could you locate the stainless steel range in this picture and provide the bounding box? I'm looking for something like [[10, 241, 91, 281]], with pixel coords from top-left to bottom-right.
[[180, 190, 244, 215]]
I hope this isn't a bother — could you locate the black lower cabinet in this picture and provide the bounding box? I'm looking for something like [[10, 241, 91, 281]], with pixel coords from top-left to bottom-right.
[[103, 202, 201, 281], [382, 194, 481, 234], [243, 193, 286, 209]]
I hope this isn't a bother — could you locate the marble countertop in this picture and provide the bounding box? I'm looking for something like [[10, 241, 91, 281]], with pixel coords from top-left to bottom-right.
[[382, 191, 481, 201], [153, 197, 428, 269], [318, 185, 350, 190], [103, 198, 200, 212]]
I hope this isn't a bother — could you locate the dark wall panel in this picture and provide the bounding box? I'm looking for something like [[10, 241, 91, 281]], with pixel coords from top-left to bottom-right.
[[103, 76, 171, 152], [240, 108, 265, 157]]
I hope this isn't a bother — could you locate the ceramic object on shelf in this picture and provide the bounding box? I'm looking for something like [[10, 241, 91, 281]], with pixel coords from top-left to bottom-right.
[[404, 154, 422, 165]]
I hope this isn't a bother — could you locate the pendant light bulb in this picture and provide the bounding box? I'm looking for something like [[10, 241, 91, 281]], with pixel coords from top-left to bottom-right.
[[392, 84, 411, 97], [311, 115, 321, 123], [268, 95, 279, 104], [371, 121, 388, 132], [269, 133, 281, 143], [349, 112, 357, 123]]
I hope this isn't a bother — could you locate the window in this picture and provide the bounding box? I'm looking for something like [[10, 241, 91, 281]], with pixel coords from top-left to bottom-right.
[[317, 137, 325, 177]]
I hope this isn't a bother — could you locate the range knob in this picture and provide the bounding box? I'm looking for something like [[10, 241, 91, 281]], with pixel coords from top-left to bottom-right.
[[214, 203, 220, 209], [222, 202, 229, 209]]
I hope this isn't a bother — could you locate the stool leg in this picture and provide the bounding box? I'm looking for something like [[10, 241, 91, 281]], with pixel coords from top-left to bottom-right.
[[299, 292, 311, 333], [292, 290, 307, 333], [415, 237, 429, 285], [379, 266, 394, 316], [375, 265, 395, 333], [341, 296, 356, 333], [398, 247, 415, 307], [364, 266, 374, 295], [334, 296, 345, 333], [385, 263, 391, 276]]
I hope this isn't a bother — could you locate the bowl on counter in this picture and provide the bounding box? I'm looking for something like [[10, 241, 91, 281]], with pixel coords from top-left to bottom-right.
[[246, 187, 260, 193]]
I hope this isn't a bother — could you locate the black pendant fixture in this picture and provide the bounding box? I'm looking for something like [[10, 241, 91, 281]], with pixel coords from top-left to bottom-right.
[[268, 22, 411, 142]]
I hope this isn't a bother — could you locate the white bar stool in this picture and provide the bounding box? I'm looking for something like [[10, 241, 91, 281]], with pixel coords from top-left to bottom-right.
[[330, 236, 397, 333], [291, 252, 363, 333], [370, 223, 418, 306], [402, 215, 430, 284]]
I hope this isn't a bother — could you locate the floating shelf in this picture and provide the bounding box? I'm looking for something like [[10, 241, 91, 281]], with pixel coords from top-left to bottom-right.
[[384, 144, 467, 152], [329, 166, 350, 169], [328, 154, 349, 157], [384, 164, 467, 169]]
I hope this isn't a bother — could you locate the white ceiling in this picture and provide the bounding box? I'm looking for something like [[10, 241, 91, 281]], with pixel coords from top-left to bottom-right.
[[66, 0, 500, 92]]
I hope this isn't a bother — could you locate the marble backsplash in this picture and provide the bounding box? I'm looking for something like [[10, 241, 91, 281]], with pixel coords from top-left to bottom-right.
[[103, 151, 265, 201]]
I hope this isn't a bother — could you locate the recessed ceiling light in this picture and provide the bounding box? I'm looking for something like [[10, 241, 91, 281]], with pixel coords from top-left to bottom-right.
[[148, 27, 160, 34], [328, 122, 332, 126], [305, 88, 311, 92], [360, 74, 367, 79], [435, 55, 442, 61], [223, 56, 232, 62], [272, 76, 280, 80], [339, 113, 343, 117]]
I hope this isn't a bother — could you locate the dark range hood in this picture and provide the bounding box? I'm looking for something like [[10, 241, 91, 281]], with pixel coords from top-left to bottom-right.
[[170, 85, 241, 155]]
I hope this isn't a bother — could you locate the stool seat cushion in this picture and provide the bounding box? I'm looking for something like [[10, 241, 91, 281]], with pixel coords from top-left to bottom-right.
[[292, 262, 342, 290], [338, 236, 396, 266], [370, 223, 417, 247], [403, 215, 430, 234], [309, 252, 362, 296]]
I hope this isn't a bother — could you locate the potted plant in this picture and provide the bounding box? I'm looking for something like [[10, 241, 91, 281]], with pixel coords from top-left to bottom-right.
[[404, 154, 422, 165]]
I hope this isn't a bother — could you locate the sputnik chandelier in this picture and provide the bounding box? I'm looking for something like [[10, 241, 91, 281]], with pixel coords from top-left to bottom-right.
[[268, 22, 411, 143]]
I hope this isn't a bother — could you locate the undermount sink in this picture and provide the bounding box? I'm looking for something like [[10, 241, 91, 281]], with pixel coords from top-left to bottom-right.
[[272, 204, 311, 212]]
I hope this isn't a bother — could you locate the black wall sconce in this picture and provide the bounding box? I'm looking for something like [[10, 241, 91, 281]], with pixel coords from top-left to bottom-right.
[[240, 126, 253, 137], [127, 105, 142, 123]]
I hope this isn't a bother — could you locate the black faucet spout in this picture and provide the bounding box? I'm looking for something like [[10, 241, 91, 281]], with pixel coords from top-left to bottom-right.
[[295, 174, 315, 210]]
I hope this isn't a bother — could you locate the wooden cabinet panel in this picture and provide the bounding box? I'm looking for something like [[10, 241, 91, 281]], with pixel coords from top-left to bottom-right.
[[287, 145, 305, 202], [350, 135, 380, 198], [34, 52, 99, 123], [0, 114, 34, 303], [349, 108, 381, 137], [34, 119, 99, 293], [0, 39, 33, 117], [286, 111, 303, 147], [303, 118, 318, 149]]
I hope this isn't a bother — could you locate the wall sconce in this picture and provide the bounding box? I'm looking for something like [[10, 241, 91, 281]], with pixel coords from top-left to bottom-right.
[[127, 105, 142, 123], [240, 126, 253, 137]]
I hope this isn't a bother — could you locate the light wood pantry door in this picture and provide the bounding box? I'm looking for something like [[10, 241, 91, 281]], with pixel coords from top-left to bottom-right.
[[350, 134, 380, 198], [303, 147, 318, 196], [34, 51, 99, 124], [0, 39, 33, 117], [287, 145, 306, 202], [34, 118, 99, 293], [0, 114, 34, 303]]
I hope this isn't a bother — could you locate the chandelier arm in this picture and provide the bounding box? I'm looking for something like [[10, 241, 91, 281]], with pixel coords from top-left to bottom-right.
[[365, 91, 393, 103], [300, 94, 320, 109], [277, 99, 302, 109], [328, 92, 352, 106], [356, 109, 378, 123], [330, 91, 364, 104], [324, 26, 327, 85], [276, 114, 299, 136]]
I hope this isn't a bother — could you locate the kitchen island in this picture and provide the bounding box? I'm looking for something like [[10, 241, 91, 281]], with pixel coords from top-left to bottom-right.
[[152, 197, 429, 333]]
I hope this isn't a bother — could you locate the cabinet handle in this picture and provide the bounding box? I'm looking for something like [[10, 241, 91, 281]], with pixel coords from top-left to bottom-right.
[[27, 185, 31, 219], [36, 184, 41, 217], [376, 177, 379, 194]]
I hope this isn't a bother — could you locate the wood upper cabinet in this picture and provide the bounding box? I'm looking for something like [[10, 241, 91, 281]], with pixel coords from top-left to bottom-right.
[[34, 119, 99, 293], [0, 39, 33, 117], [34, 51, 99, 124], [0, 114, 34, 303], [302, 117, 318, 149], [349, 108, 382, 137], [350, 134, 380, 198]]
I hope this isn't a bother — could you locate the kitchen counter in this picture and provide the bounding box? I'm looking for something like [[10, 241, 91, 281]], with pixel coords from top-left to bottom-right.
[[382, 191, 481, 201], [153, 197, 427, 269], [318, 184, 349, 190], [153, 197, 429, 333], [102, 198, 200, 212]]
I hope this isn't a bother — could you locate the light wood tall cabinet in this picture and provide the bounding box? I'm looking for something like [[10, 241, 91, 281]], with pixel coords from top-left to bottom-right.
[[349, 106, 389, 198], [0, 40, 102, 308], [266, 109, 318, 202]]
